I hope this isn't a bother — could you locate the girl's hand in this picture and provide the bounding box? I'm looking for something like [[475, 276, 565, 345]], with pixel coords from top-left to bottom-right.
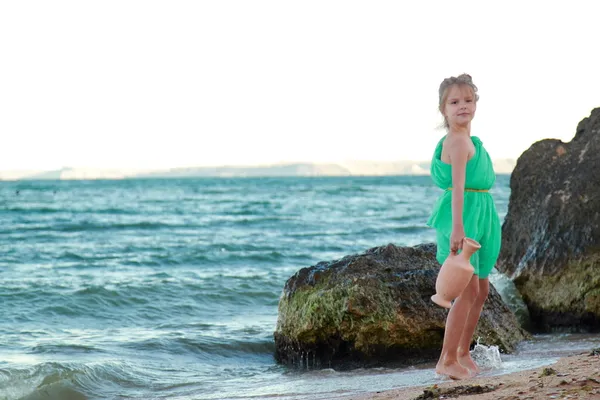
[[450, 226, 466, 255]]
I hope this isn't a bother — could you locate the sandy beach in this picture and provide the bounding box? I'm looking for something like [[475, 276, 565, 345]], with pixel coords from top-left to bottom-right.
[[344, 349, 600, 400]]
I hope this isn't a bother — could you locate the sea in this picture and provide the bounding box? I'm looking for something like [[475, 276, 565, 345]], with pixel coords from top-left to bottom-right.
[[2, 176, 599, 400]]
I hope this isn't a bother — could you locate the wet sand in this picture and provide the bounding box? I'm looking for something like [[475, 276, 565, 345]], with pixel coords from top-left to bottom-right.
[[344, 350, 600, 399]]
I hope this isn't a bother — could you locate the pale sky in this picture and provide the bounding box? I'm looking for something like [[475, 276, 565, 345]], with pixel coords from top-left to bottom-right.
[[1, 1, 598, 171]]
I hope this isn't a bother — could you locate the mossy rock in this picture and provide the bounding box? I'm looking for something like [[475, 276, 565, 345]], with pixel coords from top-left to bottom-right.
[[274, 243, 529, 369], [514, 253, 600, 331], [497, 107, 600, 332]]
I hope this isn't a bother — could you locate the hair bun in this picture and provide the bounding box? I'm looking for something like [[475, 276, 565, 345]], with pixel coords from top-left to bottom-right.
[[457, 73, 473, 83]]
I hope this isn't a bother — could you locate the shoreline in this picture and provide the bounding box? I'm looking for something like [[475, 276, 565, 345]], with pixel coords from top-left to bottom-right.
[[343, 350, 600, 400]]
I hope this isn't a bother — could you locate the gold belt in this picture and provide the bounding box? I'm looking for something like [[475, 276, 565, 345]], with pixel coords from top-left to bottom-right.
[[447, 187, 489, 192]]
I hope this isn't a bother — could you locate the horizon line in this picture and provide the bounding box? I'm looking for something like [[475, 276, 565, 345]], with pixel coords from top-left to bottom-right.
[[0, 157, 519, 173]]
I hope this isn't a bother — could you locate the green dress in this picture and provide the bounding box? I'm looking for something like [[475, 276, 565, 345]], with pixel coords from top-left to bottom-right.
[[426, 135, 501, 279]]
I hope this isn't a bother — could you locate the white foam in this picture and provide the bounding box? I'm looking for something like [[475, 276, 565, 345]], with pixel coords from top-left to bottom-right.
[[471, 339, 503, 370]]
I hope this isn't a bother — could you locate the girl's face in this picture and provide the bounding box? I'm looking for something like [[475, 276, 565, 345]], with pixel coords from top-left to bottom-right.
[[442, 84, 476, 128]]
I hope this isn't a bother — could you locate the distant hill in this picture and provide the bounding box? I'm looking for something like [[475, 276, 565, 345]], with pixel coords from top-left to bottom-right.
[[136, 163, 352, 178], [0, 159, 516, 181]]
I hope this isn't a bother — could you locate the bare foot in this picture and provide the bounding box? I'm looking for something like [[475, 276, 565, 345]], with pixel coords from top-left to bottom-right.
[[458, 354, 480, 376], [435, 360, 471, 380]]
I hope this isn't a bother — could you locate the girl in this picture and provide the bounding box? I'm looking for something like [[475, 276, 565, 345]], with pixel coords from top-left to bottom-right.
[[427, 74, 501, 380]]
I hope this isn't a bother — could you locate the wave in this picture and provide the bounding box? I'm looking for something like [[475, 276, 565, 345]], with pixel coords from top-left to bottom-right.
[[8, 221, 190, 234], [357, 225, 428, 235], [0, 364, 88, 400], [3, 206, 65, 214], [3, 207, 140, 216], [3, 278, 282, 324], [233, 216, 292, 226], [0, 360, 171, 400], [122, 336, 275, 359], [131, 249, 287, 266], [320, 186, 370, 194], [30, 344, 102, 355]]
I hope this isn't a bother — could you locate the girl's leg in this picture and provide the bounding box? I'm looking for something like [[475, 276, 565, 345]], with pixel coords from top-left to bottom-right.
[[457, 278, 490, 375], [435, 275, 479, 380]]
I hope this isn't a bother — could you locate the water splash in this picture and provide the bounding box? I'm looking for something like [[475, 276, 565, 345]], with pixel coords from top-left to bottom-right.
[[489, 269, 531, 329], [471, 339, 503, 370]]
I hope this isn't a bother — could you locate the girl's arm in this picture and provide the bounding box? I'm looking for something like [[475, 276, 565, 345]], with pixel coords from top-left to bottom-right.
[[446, 137, 469, 253]]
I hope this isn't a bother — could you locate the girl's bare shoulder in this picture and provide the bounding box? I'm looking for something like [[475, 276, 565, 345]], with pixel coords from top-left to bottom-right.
[[442, 134, 471, 153]]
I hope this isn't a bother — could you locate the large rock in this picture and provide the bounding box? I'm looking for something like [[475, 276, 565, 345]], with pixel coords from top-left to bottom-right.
[[496, 107, 600, 332], [274, 243, 529, 369]]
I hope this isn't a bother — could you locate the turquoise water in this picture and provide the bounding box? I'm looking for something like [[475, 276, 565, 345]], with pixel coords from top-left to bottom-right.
[[3, 175, 591, 400]]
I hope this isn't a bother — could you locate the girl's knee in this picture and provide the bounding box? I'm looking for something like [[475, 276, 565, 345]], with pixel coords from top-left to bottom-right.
[[476, 279, 490, 303], [461, 277, 480, 303]]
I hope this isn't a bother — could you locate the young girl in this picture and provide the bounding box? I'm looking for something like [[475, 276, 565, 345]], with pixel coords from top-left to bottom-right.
[[427, 74, 501, 380]]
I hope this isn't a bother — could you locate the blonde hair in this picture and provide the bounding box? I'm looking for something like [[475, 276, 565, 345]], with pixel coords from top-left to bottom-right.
[[438, 73, 479, 129]]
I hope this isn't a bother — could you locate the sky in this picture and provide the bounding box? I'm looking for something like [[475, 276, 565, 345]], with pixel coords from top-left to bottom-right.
[[1, 1, 598, 171]]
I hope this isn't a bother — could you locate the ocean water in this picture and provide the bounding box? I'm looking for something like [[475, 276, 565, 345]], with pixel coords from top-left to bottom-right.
[[1, 176, 598, 400]]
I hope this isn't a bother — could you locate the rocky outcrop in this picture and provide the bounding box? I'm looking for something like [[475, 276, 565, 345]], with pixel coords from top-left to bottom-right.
[[496, 107, 600, 332], [274, 243, 529, 369]]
